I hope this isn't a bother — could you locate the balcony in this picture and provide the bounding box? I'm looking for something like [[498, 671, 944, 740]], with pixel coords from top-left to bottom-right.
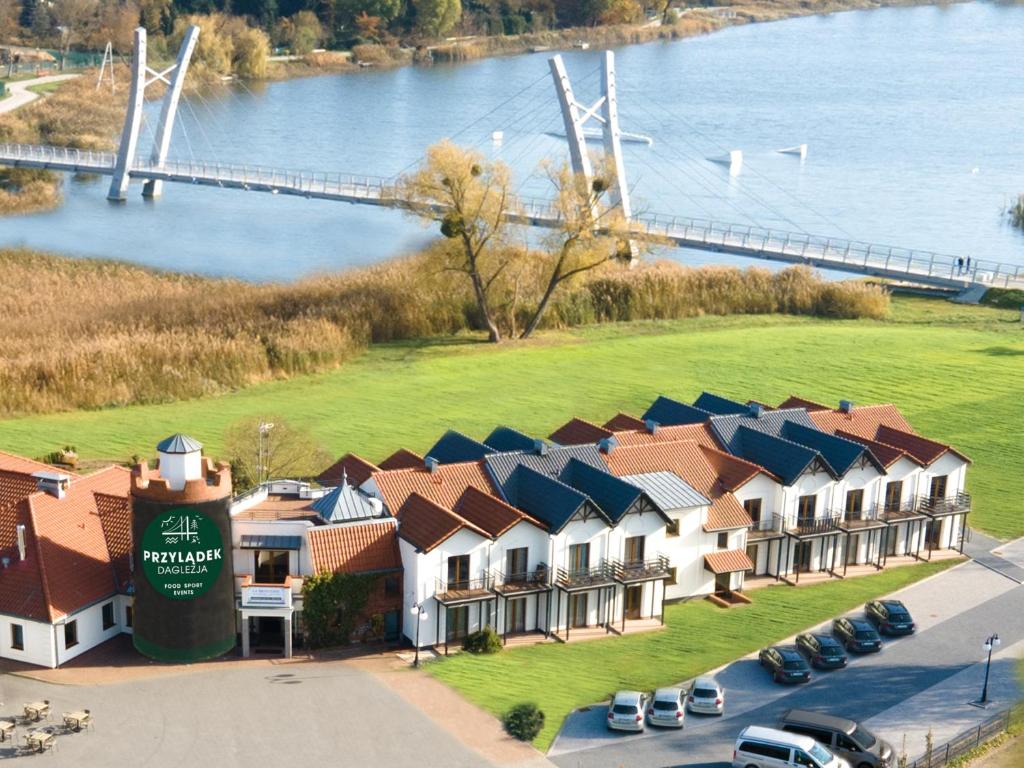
[[555, 561, 615, 591], [833, 505, 887, 532], [782, 512, 842, 537], [747, 513, 786, 540], [435, 575, 493, 604], [613, 555, 672, 583], [916, 492, 971, 517], [492, 564, 551, 595], [879, 499, 925, 523]]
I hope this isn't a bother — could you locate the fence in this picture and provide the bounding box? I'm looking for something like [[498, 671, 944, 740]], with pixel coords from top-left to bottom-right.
[[908, 707, 1013, 767]]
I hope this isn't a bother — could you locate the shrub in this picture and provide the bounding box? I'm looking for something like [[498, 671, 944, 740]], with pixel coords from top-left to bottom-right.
[[462, 626, 502, 654], [503, 703, 544, 742]]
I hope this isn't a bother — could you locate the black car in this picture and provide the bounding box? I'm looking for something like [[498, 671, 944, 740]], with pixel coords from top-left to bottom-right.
[[759, 645, 811, 684], [865, 599, 916, 636], [833, 617, 882, 653], [795, 632, 849, 669]]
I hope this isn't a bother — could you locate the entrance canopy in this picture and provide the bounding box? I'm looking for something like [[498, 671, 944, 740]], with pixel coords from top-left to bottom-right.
[[240, 534, 302, 550], [704, 549, 753, 575]]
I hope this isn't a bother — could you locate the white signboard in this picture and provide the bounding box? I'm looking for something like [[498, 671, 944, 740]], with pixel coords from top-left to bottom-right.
[[242, 585, 290, 608]]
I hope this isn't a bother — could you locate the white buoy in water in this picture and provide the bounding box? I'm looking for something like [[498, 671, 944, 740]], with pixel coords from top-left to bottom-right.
[[709, 149, 743, 175], [777, 143, 808, 160], [492, 130, 504, 145]]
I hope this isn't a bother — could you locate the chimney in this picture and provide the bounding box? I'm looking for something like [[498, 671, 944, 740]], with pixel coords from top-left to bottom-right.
[[16, 523, 26, 561], [425, 456, 439, 474], [155, 434, 204, 491], [748, 402, 764, 418], [644, 419, 659, 434], [32, 471, 70, 499], [534, 439, 549, 456], [839, 400, 854, 413], [598, 436, 618, 455]]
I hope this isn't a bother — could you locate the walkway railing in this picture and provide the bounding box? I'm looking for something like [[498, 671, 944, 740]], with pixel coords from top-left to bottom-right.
[[908, 707, 1013, 767]]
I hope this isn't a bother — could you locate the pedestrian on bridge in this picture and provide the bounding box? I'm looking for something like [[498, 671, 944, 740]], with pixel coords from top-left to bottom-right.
[[957, 256, 964, 274]]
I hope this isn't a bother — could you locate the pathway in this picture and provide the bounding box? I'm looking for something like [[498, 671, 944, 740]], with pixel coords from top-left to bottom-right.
[[963, 530, 1024, 585], [0, 73, 78, 114]]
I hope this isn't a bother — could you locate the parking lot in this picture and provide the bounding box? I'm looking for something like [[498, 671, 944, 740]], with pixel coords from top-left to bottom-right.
[[550, 559, 1024, 767]]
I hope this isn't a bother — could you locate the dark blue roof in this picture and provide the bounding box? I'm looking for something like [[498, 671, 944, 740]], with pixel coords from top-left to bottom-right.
[[483, 426, 537, 453], [504, 465, 607, 532], [642, 396, 711, 426], [693, 392, 749, 416], [425, 430, 491, 464], [708, 407, 819, 455], [559, 458, 652, 524], [735, 426, 824, 486], [782, 422, 876, 477]]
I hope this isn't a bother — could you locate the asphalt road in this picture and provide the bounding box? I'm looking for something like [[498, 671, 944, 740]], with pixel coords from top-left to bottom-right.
[[0, 74, 78, 114], [551, 560, 1024, 768]]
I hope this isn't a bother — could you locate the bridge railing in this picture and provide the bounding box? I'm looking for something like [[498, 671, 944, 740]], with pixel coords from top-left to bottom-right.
[[0, 143, 116, 169]]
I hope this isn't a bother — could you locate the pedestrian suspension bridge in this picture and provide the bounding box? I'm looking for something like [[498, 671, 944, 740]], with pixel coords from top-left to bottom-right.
[[1, 26, 1020, 292]]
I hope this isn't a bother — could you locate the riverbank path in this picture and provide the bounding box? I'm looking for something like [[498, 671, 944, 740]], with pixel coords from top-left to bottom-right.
[[0, 73, 79, 114]]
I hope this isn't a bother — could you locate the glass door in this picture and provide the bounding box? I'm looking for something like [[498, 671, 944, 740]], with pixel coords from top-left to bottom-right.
[[507, 598, 526, 633], [624, 585, 642, 619], [569, 593, 588, 628], [446, 606, 469, 641]]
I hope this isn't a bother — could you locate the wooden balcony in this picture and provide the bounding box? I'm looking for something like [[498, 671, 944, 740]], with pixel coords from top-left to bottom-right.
[[916, 492, 971, 517], [434, 575, 494, 605], [612, 555, 671, 583], [783, 512, 842, 538], [748, 513, 785, 541], [879, 500, 926, 523], [834, 505, 887, 532], [555, 561, 615, 591], [492, 564, 551, 595]]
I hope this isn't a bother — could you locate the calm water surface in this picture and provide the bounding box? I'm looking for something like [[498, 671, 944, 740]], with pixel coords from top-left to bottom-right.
[[2, 2, 1022, 280]]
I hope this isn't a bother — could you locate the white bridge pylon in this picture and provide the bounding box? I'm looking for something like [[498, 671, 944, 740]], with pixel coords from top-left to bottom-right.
[[108, 25, 200, 201]]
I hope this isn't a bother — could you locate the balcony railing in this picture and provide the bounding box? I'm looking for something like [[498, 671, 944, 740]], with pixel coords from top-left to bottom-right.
[[613, 555, 671, 583], [879, 499, 922, 522], [833, 505, 886, 530], [555, 561, 615, 589], [782, 512, 843, 536], [492, 564, 551, 594], [748, 513, 786, 539], [435, 575, 493, 602], [916, 492, 971, 517]]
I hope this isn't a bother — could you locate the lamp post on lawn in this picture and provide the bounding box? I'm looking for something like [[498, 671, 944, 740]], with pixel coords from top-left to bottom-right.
[[411, 603, 428, 668], [980, 633, 1000, 705]]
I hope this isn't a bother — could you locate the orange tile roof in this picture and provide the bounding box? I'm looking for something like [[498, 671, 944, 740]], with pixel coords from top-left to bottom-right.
[[317, 453, 380, 487], [0, 498, 48, 622], [95, 491, 132, 590], [601, 440, 753, 531], [453, 486, 544, 538], [778, 395, 831, 412], [378, 448, 425, 471], [834, 430, 914, 468], [0, 469, 40, 513], [0, 450, 77, 478], [808, 404, 917, 439], [397, 493, 488, 553], [373, 460, 499, 515], [603, 413, 646, 431], [233, 495, 321, 522], [308, 520, 401, 575], [548, 418, 612, 446], [875, 425, 971, 465], [698, 444, 766, 491], [613, 422, 719, 450], [704, 549, 753, 574]]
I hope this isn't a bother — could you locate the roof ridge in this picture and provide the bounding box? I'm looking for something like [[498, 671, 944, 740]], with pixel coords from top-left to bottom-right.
[[737, 424, 837, 479], [23, 495, 58, 622], [405, 491, 491, 540]]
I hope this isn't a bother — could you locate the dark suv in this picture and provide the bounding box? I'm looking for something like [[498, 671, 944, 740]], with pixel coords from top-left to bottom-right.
[[832, 617, 882, 653], [759, 645, 811, 684], [778, 709, 895, 768], [865, 600, 916, 636], [796, 632, 849, 669]]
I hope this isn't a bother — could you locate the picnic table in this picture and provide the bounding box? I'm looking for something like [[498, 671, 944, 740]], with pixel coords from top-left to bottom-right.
[[25, 729, 55, 753], [23, 701, 50, 721], [0, 719, 15, 741], [62, 710, 91, 732]]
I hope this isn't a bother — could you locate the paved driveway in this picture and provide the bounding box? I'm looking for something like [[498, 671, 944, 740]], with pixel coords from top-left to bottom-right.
[[0, 658, 491, 767], [550, 561, 1024, 767], [0, 74, 78, 114]]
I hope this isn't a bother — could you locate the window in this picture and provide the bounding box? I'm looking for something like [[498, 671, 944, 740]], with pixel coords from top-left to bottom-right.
[[798, 495, 817, 524], [836, 734, 862, 752], [785, 724, 834, 745], [506, 547, 528, 579], [743, 498, 763, 525], [125, 605, 134, 628], [10, 623, 24, 651], [568, 543, 590, 573], [624, 536, 645, 564], [665, 519, 679, 537], [254, 550, 290, 584], [666, 567, 677, 585], [102, 601, 115, 630], [793, 749, 818, 768], [884, 481, 903, 511], [716, 532, 729, 549], [930, 475, 948, 500], [64, 620, 78, 648], [384, 576, 399, 596], [845, 489, 864, 518], [738, 742, 790, 761], [447, 555, 471, 590]]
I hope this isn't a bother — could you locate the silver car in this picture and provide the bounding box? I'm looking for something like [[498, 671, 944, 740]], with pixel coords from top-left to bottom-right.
[[607, 690, 648, 732], [646, 687, 686, 728], [686, 676, 724, 715]]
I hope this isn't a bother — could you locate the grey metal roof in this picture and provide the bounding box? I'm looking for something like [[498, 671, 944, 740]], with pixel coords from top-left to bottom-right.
[[484, 444, 607, 499], [310, 481, 385, 523], [239, 534, 302, 550], [621, 471, 711, 510], [155, 433, 202, 454], [708, 407, 818, 454]]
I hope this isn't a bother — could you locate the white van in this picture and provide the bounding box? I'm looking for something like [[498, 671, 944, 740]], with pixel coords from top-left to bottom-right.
[[733, 725, 851, 768]]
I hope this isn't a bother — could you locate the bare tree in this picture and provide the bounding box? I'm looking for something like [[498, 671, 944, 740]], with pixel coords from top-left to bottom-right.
[[398, 140, 519, 343], [52, 0, 99, 69], [223, 416, 334, 491]]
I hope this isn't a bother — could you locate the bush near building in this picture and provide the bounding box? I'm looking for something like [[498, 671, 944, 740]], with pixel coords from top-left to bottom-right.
[[462, 626, 502, 654], [503, 702, 545, 742]]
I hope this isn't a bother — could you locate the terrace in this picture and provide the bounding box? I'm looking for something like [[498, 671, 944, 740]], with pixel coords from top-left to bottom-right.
[[491, 564, 551, 595], [916, 492, 972, 517], [748, 513, 786, 541], [612, 555, 672, 584], [434, 575, 494, 605], [835, 505, 888, 532], [555, 562, 616, 590], [783, 512, 843, 537]]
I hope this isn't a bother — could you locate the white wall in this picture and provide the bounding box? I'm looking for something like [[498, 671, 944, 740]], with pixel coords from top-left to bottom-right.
[[0, 614, 56, 668]]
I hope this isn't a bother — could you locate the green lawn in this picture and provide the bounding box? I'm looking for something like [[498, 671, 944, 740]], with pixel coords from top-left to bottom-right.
[[427, 560, 958, 750], [0, 296, 1021, 536], [26, 81, 64, 96]]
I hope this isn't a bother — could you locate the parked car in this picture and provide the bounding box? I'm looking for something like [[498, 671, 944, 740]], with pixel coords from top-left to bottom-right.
[[687, 675, 725, 715], [607, 690, 648, 732], [796, 632, 849, 669], [777, 709, 895, 768], [864, 600, 916, 636], [832, 617, 882, 653], [646, 687, 686, 728], [733, 725, 851, 768], [759, 645, 811, 684]]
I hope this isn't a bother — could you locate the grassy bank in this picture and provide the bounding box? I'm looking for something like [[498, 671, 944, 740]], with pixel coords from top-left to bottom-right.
[[0, 294, 1020, 539], [427, 560, 959, 750]]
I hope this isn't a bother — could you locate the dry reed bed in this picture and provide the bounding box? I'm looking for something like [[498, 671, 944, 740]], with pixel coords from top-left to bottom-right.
[[0, 249, 888, 416]]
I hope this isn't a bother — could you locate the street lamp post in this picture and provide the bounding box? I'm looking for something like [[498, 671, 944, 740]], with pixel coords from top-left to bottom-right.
[[411, 603, 428, 668], [980, 633, 1000, 705]]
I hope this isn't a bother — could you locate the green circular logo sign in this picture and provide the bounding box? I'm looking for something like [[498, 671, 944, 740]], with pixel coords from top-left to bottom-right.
[[141, 507, 224, 600]]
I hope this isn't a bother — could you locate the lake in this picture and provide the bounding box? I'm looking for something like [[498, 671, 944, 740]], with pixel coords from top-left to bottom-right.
[[2, 1, 1022, 281]]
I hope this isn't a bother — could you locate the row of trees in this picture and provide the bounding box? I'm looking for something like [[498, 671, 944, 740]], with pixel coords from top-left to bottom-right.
[[398, 141, 639, 343]]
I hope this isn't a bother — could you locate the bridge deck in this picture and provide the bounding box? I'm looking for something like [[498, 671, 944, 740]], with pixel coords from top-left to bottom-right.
[[2, 143, 1021, 290]]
